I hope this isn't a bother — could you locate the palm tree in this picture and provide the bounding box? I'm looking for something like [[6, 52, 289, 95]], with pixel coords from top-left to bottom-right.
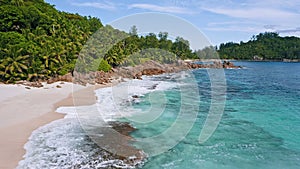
[[42, 53, 59, 68], [40, 40, 65, 74], [11, 0, 24, 6], [0, 63, 6, 80], [1, 48, 29, 82], [104, 49, 119, 67]]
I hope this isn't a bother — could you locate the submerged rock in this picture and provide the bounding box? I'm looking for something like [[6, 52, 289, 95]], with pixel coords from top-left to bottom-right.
[[141, 68, 166, 76], [18, 118, 146, 169], [108, 121, 136, 137]]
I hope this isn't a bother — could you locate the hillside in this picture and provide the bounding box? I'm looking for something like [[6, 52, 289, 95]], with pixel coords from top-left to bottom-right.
[[0, 0, 104, 83], [218, 32, 300, 60], [0, 0, 199, 83]]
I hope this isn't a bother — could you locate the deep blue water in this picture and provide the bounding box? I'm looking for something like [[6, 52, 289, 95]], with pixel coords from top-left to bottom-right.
[[128, 62, 300, 169]]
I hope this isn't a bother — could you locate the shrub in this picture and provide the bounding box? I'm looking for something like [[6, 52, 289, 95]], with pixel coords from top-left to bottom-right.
[[98, 59, 111, 72]]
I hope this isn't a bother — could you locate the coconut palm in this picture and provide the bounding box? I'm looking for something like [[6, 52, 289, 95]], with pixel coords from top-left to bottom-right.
[[11, 0, 24, 6], [1, 48, 29, 82]]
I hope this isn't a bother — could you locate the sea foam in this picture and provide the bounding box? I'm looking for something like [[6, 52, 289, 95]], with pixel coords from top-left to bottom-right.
[[17, 118, 141, 169], [18, 73, 182, 168]]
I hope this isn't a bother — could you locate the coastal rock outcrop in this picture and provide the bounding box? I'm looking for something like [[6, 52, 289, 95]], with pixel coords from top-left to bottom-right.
[[46, 73, 73, 84], [187, 61, 242, 69], [16, 81, 43, 88], [141, 68, 166, 76], [15, 60, 242, 87]]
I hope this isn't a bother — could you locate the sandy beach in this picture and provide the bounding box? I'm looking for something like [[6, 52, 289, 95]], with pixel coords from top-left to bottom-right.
[[0, 82, 113, 169]]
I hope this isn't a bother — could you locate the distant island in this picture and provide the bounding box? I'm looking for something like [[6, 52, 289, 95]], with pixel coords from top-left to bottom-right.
[[1, 0, 299, 84], [218, 32, 300, 61]]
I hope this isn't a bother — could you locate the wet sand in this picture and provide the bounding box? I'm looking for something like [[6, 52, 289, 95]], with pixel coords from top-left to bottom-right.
[[0, 82, 112, 169]]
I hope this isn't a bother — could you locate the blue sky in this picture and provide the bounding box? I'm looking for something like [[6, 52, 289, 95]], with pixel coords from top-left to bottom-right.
[[46, 0, 300, 46]]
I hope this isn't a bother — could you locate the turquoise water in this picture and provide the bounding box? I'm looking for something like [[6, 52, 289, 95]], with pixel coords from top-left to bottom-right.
[[127, 62, 300, 169]]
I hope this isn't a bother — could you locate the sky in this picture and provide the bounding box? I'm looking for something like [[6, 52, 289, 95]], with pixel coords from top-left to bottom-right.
[[46, 0, 300, 46]]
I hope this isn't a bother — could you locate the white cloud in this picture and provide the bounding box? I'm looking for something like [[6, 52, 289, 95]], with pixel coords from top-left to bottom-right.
[[195, 0, 300, 24], [71, 2, 116, 10], [201, 7, 299, 22], [194, 0, 300, 37], [207, 21, 261, 27], [205, 25, 265, 33], [205, 20, 265, 33], [206, 20, 300, 39], [277, 27, 300, 33], [249, 0, 300, 9], [128, 3, 194, 14], [280, 31, 300, 37]]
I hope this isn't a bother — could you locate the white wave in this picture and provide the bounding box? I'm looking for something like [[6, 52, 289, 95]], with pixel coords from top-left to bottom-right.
[[18, 73, 186, 169], [94, 75, 179, 121], [17, 118, 140, 169]]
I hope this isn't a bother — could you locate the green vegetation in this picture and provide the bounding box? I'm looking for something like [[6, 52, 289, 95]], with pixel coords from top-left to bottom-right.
[[0, 0, 196, 83], [195, 46, 219, 59], [103, 31, 197, 67], [218, 32, 300, 60], [98, 60, 111, 72], [0, 0, 103, 82]]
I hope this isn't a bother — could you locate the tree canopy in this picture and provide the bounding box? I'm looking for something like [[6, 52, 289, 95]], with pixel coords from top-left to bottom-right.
[[0, 0, 196, 83], [218, 32, 300, 60], [0, 0, 104, 82]]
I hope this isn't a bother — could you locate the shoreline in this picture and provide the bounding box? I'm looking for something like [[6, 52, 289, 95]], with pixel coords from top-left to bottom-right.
[[0, 82, 115, 169], [0, 60, 242, 168], [15, 79, 147, 168]]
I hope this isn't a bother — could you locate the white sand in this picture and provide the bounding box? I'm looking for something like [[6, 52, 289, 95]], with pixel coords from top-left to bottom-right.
[[0, 82, 84, 128], [0, 82, 110, 169]]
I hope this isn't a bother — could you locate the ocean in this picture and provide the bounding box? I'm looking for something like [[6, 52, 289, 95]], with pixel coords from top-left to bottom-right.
[[18, 62, 300, 169]]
